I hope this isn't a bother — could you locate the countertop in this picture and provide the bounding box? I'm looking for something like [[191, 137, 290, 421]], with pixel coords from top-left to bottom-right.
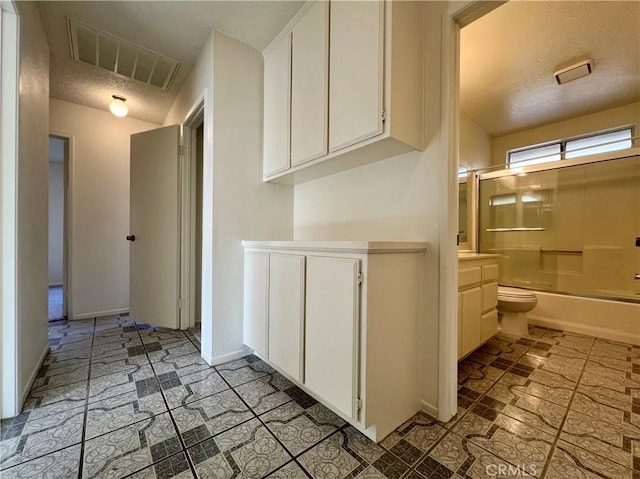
[[458, 252, 499, 261], [242, 240, 428, 254]]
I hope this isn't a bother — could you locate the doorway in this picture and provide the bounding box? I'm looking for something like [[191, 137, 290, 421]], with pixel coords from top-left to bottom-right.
[[48, 135, 69, 321]]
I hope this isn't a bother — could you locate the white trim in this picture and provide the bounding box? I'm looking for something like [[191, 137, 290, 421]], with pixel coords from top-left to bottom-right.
[[72, 308, 128, 320], [420, 400, 438, 419], [203, 346, 251, 367], [19, 344, 49, 412], [1, 2, 20, 419], [181, 95, 205, 331]]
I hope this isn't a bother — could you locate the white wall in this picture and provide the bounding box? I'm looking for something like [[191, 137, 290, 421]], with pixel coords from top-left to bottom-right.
[[48, 158, 64, 285], [293, 4, 445, 413], [491, 101, 640, 166], [50, 99, 160, 319], [15, 1, 50, 410], [164, 30, 293, 364], [460, 111, 491, 170]]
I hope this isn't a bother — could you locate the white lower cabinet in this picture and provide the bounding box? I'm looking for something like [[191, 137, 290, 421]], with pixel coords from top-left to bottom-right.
[[243, 241, 427, 442], [458, 255, 499, 360]]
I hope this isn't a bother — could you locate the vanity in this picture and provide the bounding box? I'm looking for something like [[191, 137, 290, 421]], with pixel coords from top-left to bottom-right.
[[242, 240, 427, 441], [458, 253, 499, 359]]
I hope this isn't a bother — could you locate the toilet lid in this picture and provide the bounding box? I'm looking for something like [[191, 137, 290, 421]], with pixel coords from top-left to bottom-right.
[[498, 286, 537, 300]]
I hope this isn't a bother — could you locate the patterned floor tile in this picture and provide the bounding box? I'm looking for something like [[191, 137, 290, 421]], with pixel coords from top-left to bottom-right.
[[382, 412, 446, 455], [571, 390, 637, 426], [261, 401, 346, 456], [30, 363, 90, 391], [125, 452, 195, 478], [480, 381, 567, 434], [187, 417, 291, 479], [89, 366, 159, 404], [216, 356, 275, 387], [495, 370, 575, 408], [0, 444, 82, 479], [90, 355, 152, 380], [299, 427, 410, 479], [414, 432, 537, 479], [265, 461, 308, 479], [83, 412, 181, 479], [163, 368, 230, 410], [234, 373, 301, 415], [451, 406, 554, 477], [457, 359, 506, 388], [50, 336, 94, 352], [24, 379, 88, 414], [172, 389, 254, 447], [43, 347, 93, 365], [560, 409, 640, 472], [148, 341, 200, 363], [86, 388, 169, 440], [548, 440, 636, 479], [150, 352, 211, 379], [0, 404, 85, 469]]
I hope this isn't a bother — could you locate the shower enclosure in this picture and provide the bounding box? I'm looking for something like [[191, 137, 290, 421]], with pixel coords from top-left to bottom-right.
[[477, 153, 640, 303]]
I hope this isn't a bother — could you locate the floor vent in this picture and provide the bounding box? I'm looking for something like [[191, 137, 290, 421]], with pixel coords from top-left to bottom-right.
[[67, 17, 180, 91]]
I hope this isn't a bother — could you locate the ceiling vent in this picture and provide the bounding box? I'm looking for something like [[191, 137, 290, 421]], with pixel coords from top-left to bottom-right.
[[67, 18, 180, 91], [553, 59, 594, 85]]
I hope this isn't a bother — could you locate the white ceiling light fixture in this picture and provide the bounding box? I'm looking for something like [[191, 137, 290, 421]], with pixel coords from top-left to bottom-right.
[[109, 95, 128, 117], [554, 59, 594, 85]]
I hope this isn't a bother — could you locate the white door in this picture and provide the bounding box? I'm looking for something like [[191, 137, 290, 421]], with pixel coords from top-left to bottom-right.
[[268, 253, 305, 381], [305, 256, 360, 419], [243, 251, 270, 357], [129, 125, 181, 329]]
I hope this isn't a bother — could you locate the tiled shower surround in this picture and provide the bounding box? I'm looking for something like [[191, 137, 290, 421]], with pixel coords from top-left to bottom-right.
[[1, 317, 638, 478]]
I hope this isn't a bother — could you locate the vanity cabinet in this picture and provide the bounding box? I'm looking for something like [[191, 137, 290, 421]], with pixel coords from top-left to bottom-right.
[[262, 0, 425, 184], [243, 241, 426, 441], [458, 255, 499, 359]]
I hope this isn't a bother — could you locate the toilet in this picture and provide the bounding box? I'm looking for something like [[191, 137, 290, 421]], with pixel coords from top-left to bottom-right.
[[497, 286, 538, 337]]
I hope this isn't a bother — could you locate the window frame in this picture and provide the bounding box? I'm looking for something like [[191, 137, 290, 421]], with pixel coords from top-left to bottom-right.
[[507, 126, 634, 169]]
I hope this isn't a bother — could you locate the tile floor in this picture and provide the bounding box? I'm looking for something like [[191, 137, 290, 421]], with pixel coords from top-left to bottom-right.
[[48, 286, 64, 321], [1, 318, 639, 479]]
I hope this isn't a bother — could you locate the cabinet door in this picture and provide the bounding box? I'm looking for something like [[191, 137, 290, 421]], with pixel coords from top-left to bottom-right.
[[263, 33, 291, 178], [329, 0, 384, 152], [291, 1, 328, 166], [305, 256, 360, 419], [460, 287, 482, 358], [268, 254, 305, 382], [243, 252, 269, 357]]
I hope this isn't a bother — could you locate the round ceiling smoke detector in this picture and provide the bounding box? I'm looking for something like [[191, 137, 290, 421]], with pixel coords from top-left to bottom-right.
[[109, 95, 128, 117]]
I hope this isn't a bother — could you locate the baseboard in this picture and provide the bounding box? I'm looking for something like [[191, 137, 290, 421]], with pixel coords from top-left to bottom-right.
[[529, 316, 640, 346], [20, 343, 50, 410], [203, 346, 251, 366], [72, 308, 129, 320], [420, 400, 438, 419]]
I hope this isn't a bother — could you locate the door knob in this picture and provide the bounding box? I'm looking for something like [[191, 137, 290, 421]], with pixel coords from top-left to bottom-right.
[[635, 273, 640, 280], [126, 235, 136, 242]]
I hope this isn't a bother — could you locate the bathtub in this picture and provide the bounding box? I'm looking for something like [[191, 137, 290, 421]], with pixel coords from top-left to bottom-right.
[[527, 291, 640, 345]]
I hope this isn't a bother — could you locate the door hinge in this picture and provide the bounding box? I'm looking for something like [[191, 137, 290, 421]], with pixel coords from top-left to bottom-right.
[[178, 298, 184, 309], [179, 145, 185, 156], [381, 110, 386, 122], [357, 272, 363, 285], [356, 398, 362, 411]]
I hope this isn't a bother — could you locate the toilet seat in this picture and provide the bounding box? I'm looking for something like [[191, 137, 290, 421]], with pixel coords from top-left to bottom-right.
[[498, 286, 537, 302]]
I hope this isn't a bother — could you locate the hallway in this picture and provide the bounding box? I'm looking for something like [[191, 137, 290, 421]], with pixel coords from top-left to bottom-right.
[[48, 286, 64, 321]]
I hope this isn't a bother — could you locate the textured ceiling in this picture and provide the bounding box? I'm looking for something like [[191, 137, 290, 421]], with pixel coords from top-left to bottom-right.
[[460, 1, 640, 137], [37, 1, 304, 124]]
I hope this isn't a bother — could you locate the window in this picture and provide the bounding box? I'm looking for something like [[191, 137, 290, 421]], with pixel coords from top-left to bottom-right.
[[508, 128, 633, 168]]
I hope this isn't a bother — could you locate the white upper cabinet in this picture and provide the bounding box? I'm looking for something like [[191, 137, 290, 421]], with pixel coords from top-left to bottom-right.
[[329, 1, 383, 152], [263, 33, 291, 178], [291, 1, 329, 166], [263, 0, 425, 184]]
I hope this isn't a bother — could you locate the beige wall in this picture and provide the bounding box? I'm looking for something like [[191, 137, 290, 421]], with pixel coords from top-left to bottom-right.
[[491, 101, 640, 166], [165, 31, 293, 363], [460, 111, 491, 171], [293, 3, 445, 412], [50, 99, 160, 319], [15, 1, 50, 407], [48, 159, 64, 285]]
